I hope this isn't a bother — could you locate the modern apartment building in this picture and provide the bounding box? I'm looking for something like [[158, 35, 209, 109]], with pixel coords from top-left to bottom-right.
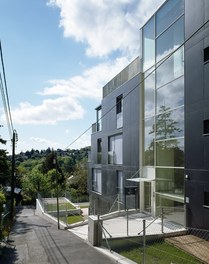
[[88, 0, 209, 229], [88, 58, 141, 215]]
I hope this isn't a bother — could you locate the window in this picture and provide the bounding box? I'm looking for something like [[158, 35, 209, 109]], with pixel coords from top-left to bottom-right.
[[156, 76, 184, 114], [116, 95, 123, 114], [156, 138, 184, 167], [204, 46, 209, 63], [144, 68, 155, 118], [156, 47, 184, 88], [204, 192, 209, 206], [116, 95, 123, 128], [97, 139, 102, 164], [96, 106, 102, 131], [156, 16, 184, 62], [203, 119, 209, 135], [143, 16, 155, 71], [108, 134, 123, 164], [156, 107, 184, 140], [156, 0, 184, 36], [92, 169, 102, 193], [144, 118, 154, 166], [156, 168, 184, 195]]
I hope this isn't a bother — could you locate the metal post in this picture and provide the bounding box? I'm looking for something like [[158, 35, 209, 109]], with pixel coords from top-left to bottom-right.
[[65, 203, 68, 226], [142, 219, 146, 264], [126, 208, 129, 236], [97, 215, 101, 246], [56, 175, 60, 229], [118, 193, 120, 211], [53, 152, 60, 230], [11, 130, 17, 222], [161, 207, 164, 234]]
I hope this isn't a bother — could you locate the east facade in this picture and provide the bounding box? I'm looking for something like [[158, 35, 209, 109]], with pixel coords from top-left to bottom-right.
[[88, 0, 209, 229], [88, 58, 141, 215]]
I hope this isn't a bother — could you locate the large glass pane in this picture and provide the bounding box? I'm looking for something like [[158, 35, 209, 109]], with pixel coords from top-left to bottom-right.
[[143, 17, 155, 71], [156, 195, 184, 225], [114, 134, 123, 164], [156, 0, 184, 36], [156, 76, 184, 113], [156, 16, 184, 62], [156, 168, 184, 195], [156, 47, 184, 88], [97, 106, 102, 131], [144, 68, 155, 118], [156, 138, 184, 167], [144, 118, 154, 166], [92, 169, 102, 193], [109, 134, 123, 165], [144, 182, 151, 213], [156, 107, 184, 140]]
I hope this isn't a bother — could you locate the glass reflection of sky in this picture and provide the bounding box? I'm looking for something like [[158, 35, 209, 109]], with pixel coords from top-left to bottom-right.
[[156, 16, 184, 63], [156, 76, 184, 113], [156, 47, 184, 88]]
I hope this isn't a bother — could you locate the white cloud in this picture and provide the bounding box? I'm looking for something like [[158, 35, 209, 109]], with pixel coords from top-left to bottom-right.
[[11, 97, 84, 125], [30, 137, 61, 148], [47, 0, 165, 57], [8, 0, 166, 127], [67, 133, 91, 150], [7, 57, 129, 126], [39, 57, 130, 98]]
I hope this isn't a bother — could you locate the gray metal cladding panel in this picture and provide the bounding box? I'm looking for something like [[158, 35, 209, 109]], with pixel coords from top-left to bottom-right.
[[102, 168, 117, 197], [185, 0, 204, 39], [123, 126, 139, 167], [204, 63, 209, 99], [185, 41, 204, 106], [185, 179, 204, 228], [185, 110, 204, 169]]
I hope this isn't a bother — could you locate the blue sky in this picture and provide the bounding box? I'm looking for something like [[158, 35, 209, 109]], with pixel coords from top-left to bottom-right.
[[0, 0, 164, 154]]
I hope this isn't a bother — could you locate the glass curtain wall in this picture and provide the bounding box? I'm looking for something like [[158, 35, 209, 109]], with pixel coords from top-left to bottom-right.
[[142, 0, 185, 224]]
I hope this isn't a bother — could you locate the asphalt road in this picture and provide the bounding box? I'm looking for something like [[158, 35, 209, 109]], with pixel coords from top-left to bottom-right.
[[0, 208, 115, 264]]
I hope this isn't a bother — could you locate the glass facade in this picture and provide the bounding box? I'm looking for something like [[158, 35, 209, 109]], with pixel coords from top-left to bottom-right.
[[142, 0, 185, 224]]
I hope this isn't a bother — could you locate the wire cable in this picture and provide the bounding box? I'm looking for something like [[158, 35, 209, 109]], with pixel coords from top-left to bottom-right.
[[0, 72, 13, 139], [0, 40, 14, 140], [65, 17, 209, 150]]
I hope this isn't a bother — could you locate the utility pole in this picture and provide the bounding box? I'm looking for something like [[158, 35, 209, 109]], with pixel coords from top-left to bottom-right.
[[53, 151, 60, 229], [11, 130, 17, 221]]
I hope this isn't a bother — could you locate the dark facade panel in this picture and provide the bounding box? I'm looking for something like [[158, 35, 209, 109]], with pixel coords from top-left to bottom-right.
[[185, 0, 204, 40], [185, 110, 204, 169], [185, 41, 204, 107], [185, 179, 204, 228]]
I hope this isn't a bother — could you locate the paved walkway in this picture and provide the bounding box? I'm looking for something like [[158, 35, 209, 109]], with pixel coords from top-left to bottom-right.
[[0, 208, 117, 264]]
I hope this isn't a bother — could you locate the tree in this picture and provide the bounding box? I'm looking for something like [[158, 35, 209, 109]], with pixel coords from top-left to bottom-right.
[[0, 137, 10, 185], [66, 157, 88, 201], [21, 166, 51, 200]]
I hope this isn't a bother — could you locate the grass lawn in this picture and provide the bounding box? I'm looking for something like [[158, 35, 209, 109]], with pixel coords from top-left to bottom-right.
[[60, 215, 84, 225], [79, 205, 89, 209], [119, 241, 202, 264], [46, 202, 76, 211]]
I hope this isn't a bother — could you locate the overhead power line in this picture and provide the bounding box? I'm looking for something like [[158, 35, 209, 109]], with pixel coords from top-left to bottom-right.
[[65, 17, 209, 150], [0, 40, 14, 140], [65, 18, 209, 150]]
